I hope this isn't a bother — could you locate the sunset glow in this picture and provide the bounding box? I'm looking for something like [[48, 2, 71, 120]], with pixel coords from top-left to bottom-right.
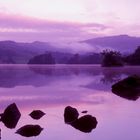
[[0, 0, 139, 41]]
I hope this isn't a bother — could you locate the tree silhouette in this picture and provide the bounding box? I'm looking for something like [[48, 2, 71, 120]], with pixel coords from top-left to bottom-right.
[[101, 49, 123, 67], [28, 53, 55, 64], [67, 54, 80, 64], [125, 46, 140, 65]]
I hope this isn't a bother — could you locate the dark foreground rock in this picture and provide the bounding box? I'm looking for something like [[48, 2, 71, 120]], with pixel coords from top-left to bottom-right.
[[81, 110, 88, 114], [16, 125, 43, 137], [71, 115, 98, 133], [64, 106, 79, 124], [0, 103, 21, 128], [112, 75, 140, 100], [29, 110, 45, 120], [64, 106, 98, 133]]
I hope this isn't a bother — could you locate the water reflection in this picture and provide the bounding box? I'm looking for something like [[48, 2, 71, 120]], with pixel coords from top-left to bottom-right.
[[101, 68, 122, 84], [29, 65, 102, 76], [0, 65, 140, 89], [0, 65, 140, 139]]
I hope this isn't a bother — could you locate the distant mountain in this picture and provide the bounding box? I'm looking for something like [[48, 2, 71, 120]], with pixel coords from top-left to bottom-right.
[[0, 35, 140, 64], [83, 35, 140, 53], [0, 41, 73, 64], [0, 41, 52, 63], [0, 40, 101, 64]]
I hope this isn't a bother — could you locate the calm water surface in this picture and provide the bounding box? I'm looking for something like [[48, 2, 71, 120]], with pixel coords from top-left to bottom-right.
[[0, 65, 140, 140]]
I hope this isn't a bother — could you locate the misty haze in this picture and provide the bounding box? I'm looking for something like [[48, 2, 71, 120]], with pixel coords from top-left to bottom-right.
[[0, 0, 140, 140]]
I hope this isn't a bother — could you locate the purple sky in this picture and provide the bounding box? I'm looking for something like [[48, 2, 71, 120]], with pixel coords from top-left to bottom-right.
[[0, 0, 139, 42]]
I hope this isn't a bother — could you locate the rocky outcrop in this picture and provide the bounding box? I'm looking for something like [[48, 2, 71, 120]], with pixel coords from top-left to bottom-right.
[[0, 103, 21, 129], [64, 106, 79, 124], [71, 115, 97, 133], [112, 75, 140, 100], [29, 110, 45, 120], [64, 106, 98, 133], [16, 125, 43, 137]]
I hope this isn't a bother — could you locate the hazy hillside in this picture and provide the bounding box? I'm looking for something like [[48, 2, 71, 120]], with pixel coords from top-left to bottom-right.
[[0, 35, 140, 64], [0, 40, 101, 64], [0, 41, 71, 63], [83, 35, 140, 53]]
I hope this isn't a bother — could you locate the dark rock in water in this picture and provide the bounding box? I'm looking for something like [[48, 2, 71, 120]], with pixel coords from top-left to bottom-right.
[[71, 115, 98, 133], [0, 103, 21, 129], [112, 75, 140, 100], [64, 106, 98, 133], [64, 106, 79, 124], [16, 125, 43, 137], [29, 110, 45, 120], [81, 111, 88, 114]]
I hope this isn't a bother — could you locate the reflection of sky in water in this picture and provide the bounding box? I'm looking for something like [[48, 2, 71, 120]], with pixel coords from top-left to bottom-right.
[[0, 65, 140, 140]]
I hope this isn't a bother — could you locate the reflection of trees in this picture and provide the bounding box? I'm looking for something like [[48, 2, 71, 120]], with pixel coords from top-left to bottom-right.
[[29, 65, 54, 76], [101, 68, 122, 84], [29, 65, 102, 76], [0, 65, 42, 88], [101, 66, 140, 84], [0, 65, 140, 88]]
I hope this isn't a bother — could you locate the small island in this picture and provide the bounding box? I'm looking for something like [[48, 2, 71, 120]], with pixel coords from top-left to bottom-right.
[[28, 53, 55, 64]]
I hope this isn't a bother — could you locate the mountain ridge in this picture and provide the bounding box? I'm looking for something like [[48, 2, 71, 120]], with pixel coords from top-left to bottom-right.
[[83, 34, 140, 53], [0, 34, 140, 64]]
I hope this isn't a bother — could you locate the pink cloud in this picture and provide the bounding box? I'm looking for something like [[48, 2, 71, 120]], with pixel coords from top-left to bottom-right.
[[0, 13, 108, 42]]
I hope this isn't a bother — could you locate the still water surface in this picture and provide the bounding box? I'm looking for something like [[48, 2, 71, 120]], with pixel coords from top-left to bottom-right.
[[0, 65, 140, 140]]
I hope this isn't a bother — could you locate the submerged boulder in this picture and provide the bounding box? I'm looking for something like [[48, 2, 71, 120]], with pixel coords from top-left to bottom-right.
[[16, 125, 43, 137], [112, 75, 140, 100], [64, 106, 79, 124], [0, 103, 21, 129], [29, 110, 45, 120], [71, 115, 98, 133]]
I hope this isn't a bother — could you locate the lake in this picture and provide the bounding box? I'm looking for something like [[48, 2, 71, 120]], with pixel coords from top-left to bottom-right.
[[0, 64, 140, 140]]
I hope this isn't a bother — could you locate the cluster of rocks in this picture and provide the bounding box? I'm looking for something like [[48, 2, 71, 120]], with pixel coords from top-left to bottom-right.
[[0, 103, 98, 139], [0, 103, 44, 138], [64, 106, 98, 133]]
